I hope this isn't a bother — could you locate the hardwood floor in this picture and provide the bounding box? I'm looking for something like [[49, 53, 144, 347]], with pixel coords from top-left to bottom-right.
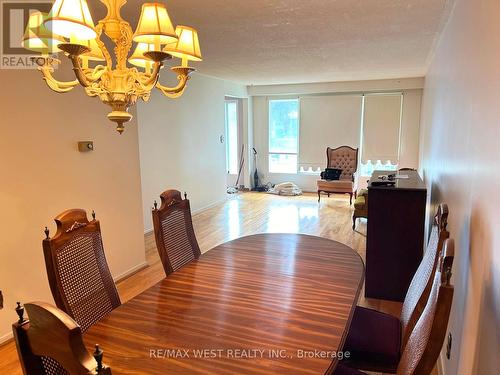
[[0, 192, 403, 374]]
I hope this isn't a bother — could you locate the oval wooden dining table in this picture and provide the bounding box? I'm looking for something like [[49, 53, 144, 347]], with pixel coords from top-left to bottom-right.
[[84, 233, 365, 375]]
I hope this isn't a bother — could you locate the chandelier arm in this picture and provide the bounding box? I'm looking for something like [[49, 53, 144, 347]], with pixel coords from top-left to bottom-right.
[[33, 57, 78, 93], [83, 65, 108, 81], [156, 83, 188, 99], [155, 67, 195, 97], [68, 55, 106, 88], [135, 79, 158, 93], [155, 76, 189, 96], [137, 62, 162, 87], [67, 55, 92, 87], [39, 65, 79, 93]]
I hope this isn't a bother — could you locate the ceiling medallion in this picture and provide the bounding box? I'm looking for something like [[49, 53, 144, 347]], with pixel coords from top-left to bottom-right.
[[22, 0, 202, 133]]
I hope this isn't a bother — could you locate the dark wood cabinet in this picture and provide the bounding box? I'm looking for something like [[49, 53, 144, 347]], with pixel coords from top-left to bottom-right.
[[365, 170, 427, 302]]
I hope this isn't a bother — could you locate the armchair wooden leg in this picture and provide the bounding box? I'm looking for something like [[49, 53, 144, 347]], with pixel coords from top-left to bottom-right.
[[352, 215, 357, 230], [349, 193, 353, 205], [317, 190, 321, 202]]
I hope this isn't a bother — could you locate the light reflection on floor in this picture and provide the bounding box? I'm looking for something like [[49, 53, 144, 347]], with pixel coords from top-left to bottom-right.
[[265, 201, 319, 234], [227, 198, 241, 240]]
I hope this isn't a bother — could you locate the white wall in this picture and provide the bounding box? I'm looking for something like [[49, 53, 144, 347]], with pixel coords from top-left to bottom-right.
[[251, 82, 422, 192], [419, 0, 500, 374], [138, 74, 247, 232], [0, 68, 146, 343]]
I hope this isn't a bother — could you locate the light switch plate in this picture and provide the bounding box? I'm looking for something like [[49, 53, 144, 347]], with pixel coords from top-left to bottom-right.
[[78, 141, 94, 152]]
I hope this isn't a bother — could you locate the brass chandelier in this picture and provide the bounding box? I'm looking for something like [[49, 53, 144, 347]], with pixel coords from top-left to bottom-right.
[[22, 0, 202, 133]]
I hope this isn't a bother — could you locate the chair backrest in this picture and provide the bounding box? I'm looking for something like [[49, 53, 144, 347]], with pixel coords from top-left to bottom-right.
[[400, 203, 449, 348], [42, 209, 121, 332], [12, 301, 111, 375], [152, 190, 201, 275], [326, 146, 359, 180], [397, 239, 455, 375]]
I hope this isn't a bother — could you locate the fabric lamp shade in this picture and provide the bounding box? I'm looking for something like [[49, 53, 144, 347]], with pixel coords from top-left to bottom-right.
[[133, 3, 177, 45], [21, 11, 66, 53], [164, 25, 202, 61], [128, 43, 154, 67], [44, 0, 96, 40]]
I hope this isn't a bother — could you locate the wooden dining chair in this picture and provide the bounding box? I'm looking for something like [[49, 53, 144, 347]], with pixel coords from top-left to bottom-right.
[[342, 204, 449, 373], [12, 301, 111, 374], [42, 209, 121, 332], [335, 239, 454, 375], [152, 190, 201, 275]]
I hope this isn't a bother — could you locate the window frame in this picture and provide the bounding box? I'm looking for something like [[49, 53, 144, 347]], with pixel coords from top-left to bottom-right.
[[268, 98, 300, 174]]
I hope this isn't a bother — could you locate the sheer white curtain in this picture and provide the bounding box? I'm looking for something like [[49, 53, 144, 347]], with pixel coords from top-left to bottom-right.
[[299, 95, 362, 171], [361, 94, 402, 164]]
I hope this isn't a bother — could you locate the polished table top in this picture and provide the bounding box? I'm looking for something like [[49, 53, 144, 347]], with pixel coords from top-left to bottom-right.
[[84, 233, 365, 374]]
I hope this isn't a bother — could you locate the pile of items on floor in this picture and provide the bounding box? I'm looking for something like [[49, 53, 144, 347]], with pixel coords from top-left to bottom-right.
[[267, 182, 302, 196]]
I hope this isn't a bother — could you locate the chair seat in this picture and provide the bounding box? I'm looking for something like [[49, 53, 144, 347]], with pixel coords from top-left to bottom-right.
[[358, 189, 368, 196], [342, 306, 401, 373], [317, 179, 353, 192], [334, 363, 366, 375], [353, 196, 366, 210]]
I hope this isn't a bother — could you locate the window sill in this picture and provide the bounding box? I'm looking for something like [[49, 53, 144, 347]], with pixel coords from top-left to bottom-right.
[[298, 171, 320, 176], [269, 171, 298, 175]]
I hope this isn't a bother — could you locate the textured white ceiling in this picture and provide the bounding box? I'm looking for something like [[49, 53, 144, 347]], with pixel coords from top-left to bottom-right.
[[112, 0, 454, 85]]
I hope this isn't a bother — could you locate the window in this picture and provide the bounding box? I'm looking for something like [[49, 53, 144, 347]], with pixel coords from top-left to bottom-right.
[[225, 100, 238, 174], [359, 93, 403, 176], [359, 160, 398, 176], [268, 99, 299, 173]]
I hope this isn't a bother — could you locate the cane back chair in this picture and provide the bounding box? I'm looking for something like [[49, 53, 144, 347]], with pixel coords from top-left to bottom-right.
[[12, 301, 111, 374], [152, 190, 201, 275], [335, 238, 454, 375], [42, 209, 121, 332], [342, 204, 449, 373]]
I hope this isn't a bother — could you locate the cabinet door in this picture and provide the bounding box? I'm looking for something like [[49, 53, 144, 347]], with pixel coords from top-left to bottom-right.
[[366, 188, 426, 301]]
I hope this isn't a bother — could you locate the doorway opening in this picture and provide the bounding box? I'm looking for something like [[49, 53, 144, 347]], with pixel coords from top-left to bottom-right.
[[225, 97, 243, 191]]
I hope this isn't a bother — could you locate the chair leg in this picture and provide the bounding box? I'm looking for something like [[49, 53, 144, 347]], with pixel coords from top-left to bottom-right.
[[354, 190, 357, 199], [352, 215, 357, 230], [327, 193, 330, 197], [349, 193, 353, 205], [317, 190, 321, 202]]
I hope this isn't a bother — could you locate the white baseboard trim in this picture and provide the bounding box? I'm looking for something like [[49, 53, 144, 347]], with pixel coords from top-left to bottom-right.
[[0, 332, 13, 346], [143, 196, 229, 234], [437, 351, 445, 375], [192, 196, 229, 215], [114, 261, 149, 283]]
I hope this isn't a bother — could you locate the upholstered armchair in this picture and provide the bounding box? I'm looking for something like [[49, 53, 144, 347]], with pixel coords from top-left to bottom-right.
[[317, 146, 359, 204]]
